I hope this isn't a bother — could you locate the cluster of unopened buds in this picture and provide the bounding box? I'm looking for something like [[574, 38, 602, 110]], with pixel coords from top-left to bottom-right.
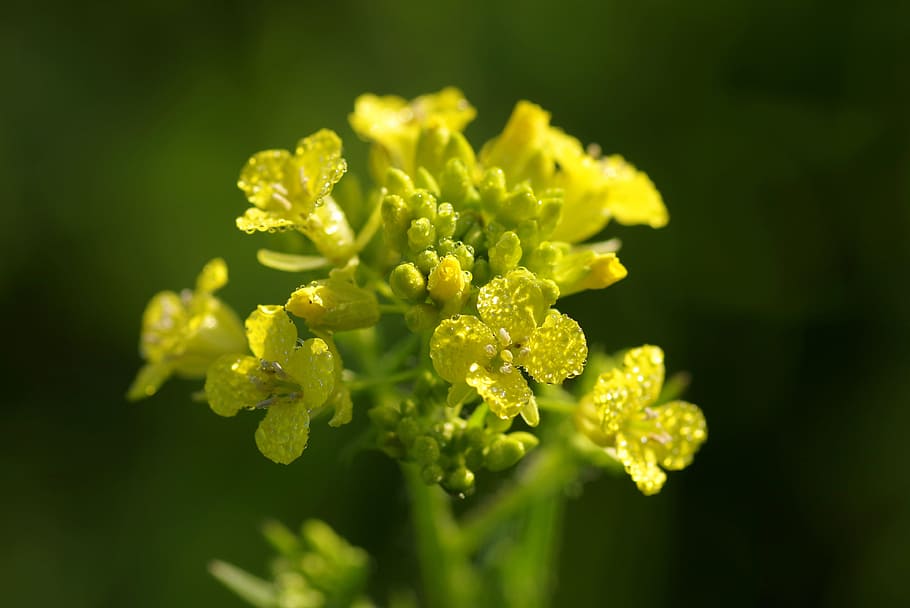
[[130, 87, 706, 497]]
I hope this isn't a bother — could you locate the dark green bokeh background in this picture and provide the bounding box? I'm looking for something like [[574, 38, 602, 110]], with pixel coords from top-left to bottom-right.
[[2, 1, 908, 606]]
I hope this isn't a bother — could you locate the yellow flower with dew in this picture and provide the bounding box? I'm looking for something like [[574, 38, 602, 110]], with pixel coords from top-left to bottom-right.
[[430, 269, 587, 425], [575, 345, 707, 495], [127, 258, 246, 401], [480, 101, 668, 243], [205, 306, 336, 464], [349, 87, 476, 181], [236, 129, 355, 262]]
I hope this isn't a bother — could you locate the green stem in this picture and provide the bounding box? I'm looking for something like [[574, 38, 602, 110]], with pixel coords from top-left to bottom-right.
[[535, 397, 577, 415], [347, 369, 422, 392], [352, 196, 384, 254], [403, 465, 478, 608], [457, 446, 577, 555]]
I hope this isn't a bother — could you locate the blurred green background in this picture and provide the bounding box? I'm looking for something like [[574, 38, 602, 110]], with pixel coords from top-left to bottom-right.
[[2, 0, 908, 606]]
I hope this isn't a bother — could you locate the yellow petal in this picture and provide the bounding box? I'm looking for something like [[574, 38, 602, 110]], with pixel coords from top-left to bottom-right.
[[621, 345, 665, 406], [466, 364, 532, 420], [204, 354, 267, 417], [651, 401, 707, 470], [600, 155, 668, 229], [283, 338, 336, 409], [430, 315, 497, 384], [520, 310, 587, 384], [237, 149, 297, 212], [139, 291, 188, 363], [254, 400, 310, 464], [293, 129, 347, 207], [476, 269, 555, 344], [195, 258, 229, 294], [479, 101, 553, 186], [235, 207, 299, 234], [245, 305, 298, 363], [615, 431, 668, 496], [126, 361, 174, 401]]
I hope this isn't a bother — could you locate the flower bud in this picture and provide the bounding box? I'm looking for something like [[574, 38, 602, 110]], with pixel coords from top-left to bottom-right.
[[385, 167, 415, 198], [368, 405, 401, 430], [428, 255, 466, 302], [405, 303, 439, 332], [554, 250, 627, 296], [415, 248, 440, 274], [444, 465, 475, 494], [286, 278, 380, 332], [381, 194, 411, 251], [407, 217, 436, 252], [389, 263, 427, 301], [500, 184, 541, 224], [412, 435, 441, 465], [435, 202, 458, 239], [488, 231, 523, 276], [414, 166, 440, 195], [440, 158, 476, 205], [410, 190, 437, 221], [485, 435, 527, 472]]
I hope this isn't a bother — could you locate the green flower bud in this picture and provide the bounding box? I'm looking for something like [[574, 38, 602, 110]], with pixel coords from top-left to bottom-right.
[[450, 241, 475, 271], [381, 194, 411, 251], [415, 166, 440, 195], [405, 303, 438, 332], [421, 464, 445, 485], [407, 217, 436, 252], [489, 231, 523, 276], [440, 158, 476, 205], [412, 436, 441, 465], [389, 262, 427, 301], [286, 278, 380, 332], [479, 167, 507, 211], [471, 258, 491, 285], [485, 409, 512, 433], [507, 431, 540, 452], [410, 190, 437, 221], [485, 435, 527, 472], [368, 405, 401, 430], [397, 417, 421, 447], [538, 192, 563, 237], [501, 184, 541, 224], [444, 465, 475, 494], [435, 202, 458, 239], [385, 167, 415, 198], [465, 446, 485, 471], [415, 248, 440, 274]]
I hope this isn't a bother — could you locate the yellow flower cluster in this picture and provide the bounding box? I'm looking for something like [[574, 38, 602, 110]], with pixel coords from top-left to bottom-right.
[[129, 88, 706, 493]]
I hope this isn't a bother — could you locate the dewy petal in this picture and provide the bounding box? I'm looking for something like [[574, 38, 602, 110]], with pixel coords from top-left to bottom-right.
[[254, 400, 310, 465], [476, 269, 555, 344], [430, 315, 497, 384], [466, 364, 532, 420], [599, 155, 668, 229], [615, 431, 668, 496], [235, 208, 299, 234], [126, 361, 174, 401], [593, 368, 635, 436], [195, 258, 229, 294], [284, 338, 336, 409], [650, 401, 707, 471], [479, 101, 552, 186], [621, 345, 665, 407], [205, 354, 267, 417], [293, 129, 347, 207], [237, 149, 297, 211], [139, 291, 188, 362], [520, 310, 587, 384], [245, 306, 298, 363]]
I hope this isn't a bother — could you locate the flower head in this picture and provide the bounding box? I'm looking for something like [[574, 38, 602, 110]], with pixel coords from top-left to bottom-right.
[[576, 345, 707, 495], [205, 306, 336, 464], [430, 269, 587, 424], [127, 258, 246, 401]]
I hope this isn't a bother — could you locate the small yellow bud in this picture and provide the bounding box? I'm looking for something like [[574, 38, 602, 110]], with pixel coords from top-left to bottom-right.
[[427, 255, 465, 302], [389, 263, 428, 301], [286, 279, 380, 332]]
